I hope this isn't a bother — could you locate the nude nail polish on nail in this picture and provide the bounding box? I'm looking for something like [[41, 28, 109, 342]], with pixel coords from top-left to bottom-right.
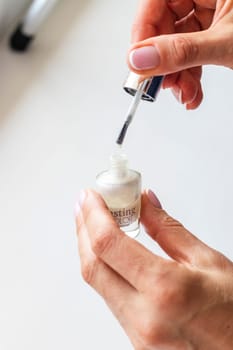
[[147, 189, 162, 209], [75, 201, 81, 216], [75, 190, 86, 215], [172, 88, 183, 104], [129, 46, 161, 70]]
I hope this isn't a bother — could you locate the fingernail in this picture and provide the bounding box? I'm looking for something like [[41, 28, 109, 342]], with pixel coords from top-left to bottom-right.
[[172, 87, 183, 104], [75, 189, 86, 216], [146, 189, 162, 209], [129, 46, 160, 70]]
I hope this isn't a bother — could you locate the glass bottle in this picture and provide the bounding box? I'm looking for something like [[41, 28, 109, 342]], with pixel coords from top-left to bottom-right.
[[96, 151, 141, 238]]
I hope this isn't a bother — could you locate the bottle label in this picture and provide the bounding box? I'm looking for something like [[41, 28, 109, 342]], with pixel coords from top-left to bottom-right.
[[109, 198, 140, 227]]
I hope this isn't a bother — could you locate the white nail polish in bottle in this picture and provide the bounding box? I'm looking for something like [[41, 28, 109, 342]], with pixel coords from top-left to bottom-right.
[[96, 149, 141, 238]]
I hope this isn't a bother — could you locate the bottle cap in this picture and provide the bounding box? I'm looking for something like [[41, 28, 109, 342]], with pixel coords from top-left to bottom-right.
[[123, 72, 163, 102]]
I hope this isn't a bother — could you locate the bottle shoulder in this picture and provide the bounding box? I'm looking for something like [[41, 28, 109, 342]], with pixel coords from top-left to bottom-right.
[[96, 168, 141, 186]]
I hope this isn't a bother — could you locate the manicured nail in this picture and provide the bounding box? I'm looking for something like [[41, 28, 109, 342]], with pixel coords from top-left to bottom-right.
[[146, 189, 162, 209], [129, 46, 160, 70], [172, 87, 183, 104], [75, 190, 86, 216]]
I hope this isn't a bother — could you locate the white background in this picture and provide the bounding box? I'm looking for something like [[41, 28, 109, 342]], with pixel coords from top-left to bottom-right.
[[0, 0, 232, 349]]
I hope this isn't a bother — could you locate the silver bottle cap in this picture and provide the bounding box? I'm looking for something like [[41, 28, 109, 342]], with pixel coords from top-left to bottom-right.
[[123, 72, 163, 102]]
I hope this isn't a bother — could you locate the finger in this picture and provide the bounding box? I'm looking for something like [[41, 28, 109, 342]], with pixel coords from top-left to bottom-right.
[[168, 0, 194, 20], [131, 0, 175, 42], [77, 189, 172, 292], [76, 208, 137, 324], [175, 10, 201, 33], [181, 67, 203, 109], [163, 66, 202, 108], [163, 72, 180, 88], [163, 66, 202, 88], [186, 83, 203, 109], [188, 65, 202, 80], [173, 68, 201, 104], [194, 5, 215, 29], [193, 0, 216, 10], [128, 28, 227, 76], [141, 190, 219, 269]]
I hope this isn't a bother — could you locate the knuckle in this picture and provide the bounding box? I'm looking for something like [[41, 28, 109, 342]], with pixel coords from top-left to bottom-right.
[[153, 268, 185, 307], [171, 36, 198, 68], [81, 257, 98, 285], [160, 211, 183, 229], [91, 227, 116, 257], [209, 250, 231, 271], [140, 330, 157, 348], [158, 283, 180, 308], [136, 318, 164, 348], [156, 268, 203, 310]]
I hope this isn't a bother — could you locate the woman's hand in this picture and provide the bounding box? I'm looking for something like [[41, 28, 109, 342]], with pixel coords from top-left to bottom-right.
[[76, 189, 233, 350], [128, 0, 233, 109]]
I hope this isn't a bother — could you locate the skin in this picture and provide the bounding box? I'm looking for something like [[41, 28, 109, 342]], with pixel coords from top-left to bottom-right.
[[76, 2, 233, 347], [76, 189, 233, 350], [128, 0, 233, 109]]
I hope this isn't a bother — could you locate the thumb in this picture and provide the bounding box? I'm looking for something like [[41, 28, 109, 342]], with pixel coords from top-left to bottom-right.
[[128, 29, 228, 75], [141, 190, 217, 269]]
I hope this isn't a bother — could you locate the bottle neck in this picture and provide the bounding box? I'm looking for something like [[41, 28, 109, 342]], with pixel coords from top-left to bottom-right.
[[109, 152, 129, 179]]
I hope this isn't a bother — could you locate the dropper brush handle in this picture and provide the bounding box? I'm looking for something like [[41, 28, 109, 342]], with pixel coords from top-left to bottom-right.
[[116, 79, 148, 146]]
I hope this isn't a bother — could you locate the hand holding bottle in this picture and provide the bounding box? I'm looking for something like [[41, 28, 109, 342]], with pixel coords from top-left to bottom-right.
[[128, 0, 233, 109], [75, 189, 233, 349]]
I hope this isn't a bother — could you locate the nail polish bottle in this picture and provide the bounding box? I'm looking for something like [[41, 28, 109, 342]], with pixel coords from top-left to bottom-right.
[[96, 150, 141, 238]]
